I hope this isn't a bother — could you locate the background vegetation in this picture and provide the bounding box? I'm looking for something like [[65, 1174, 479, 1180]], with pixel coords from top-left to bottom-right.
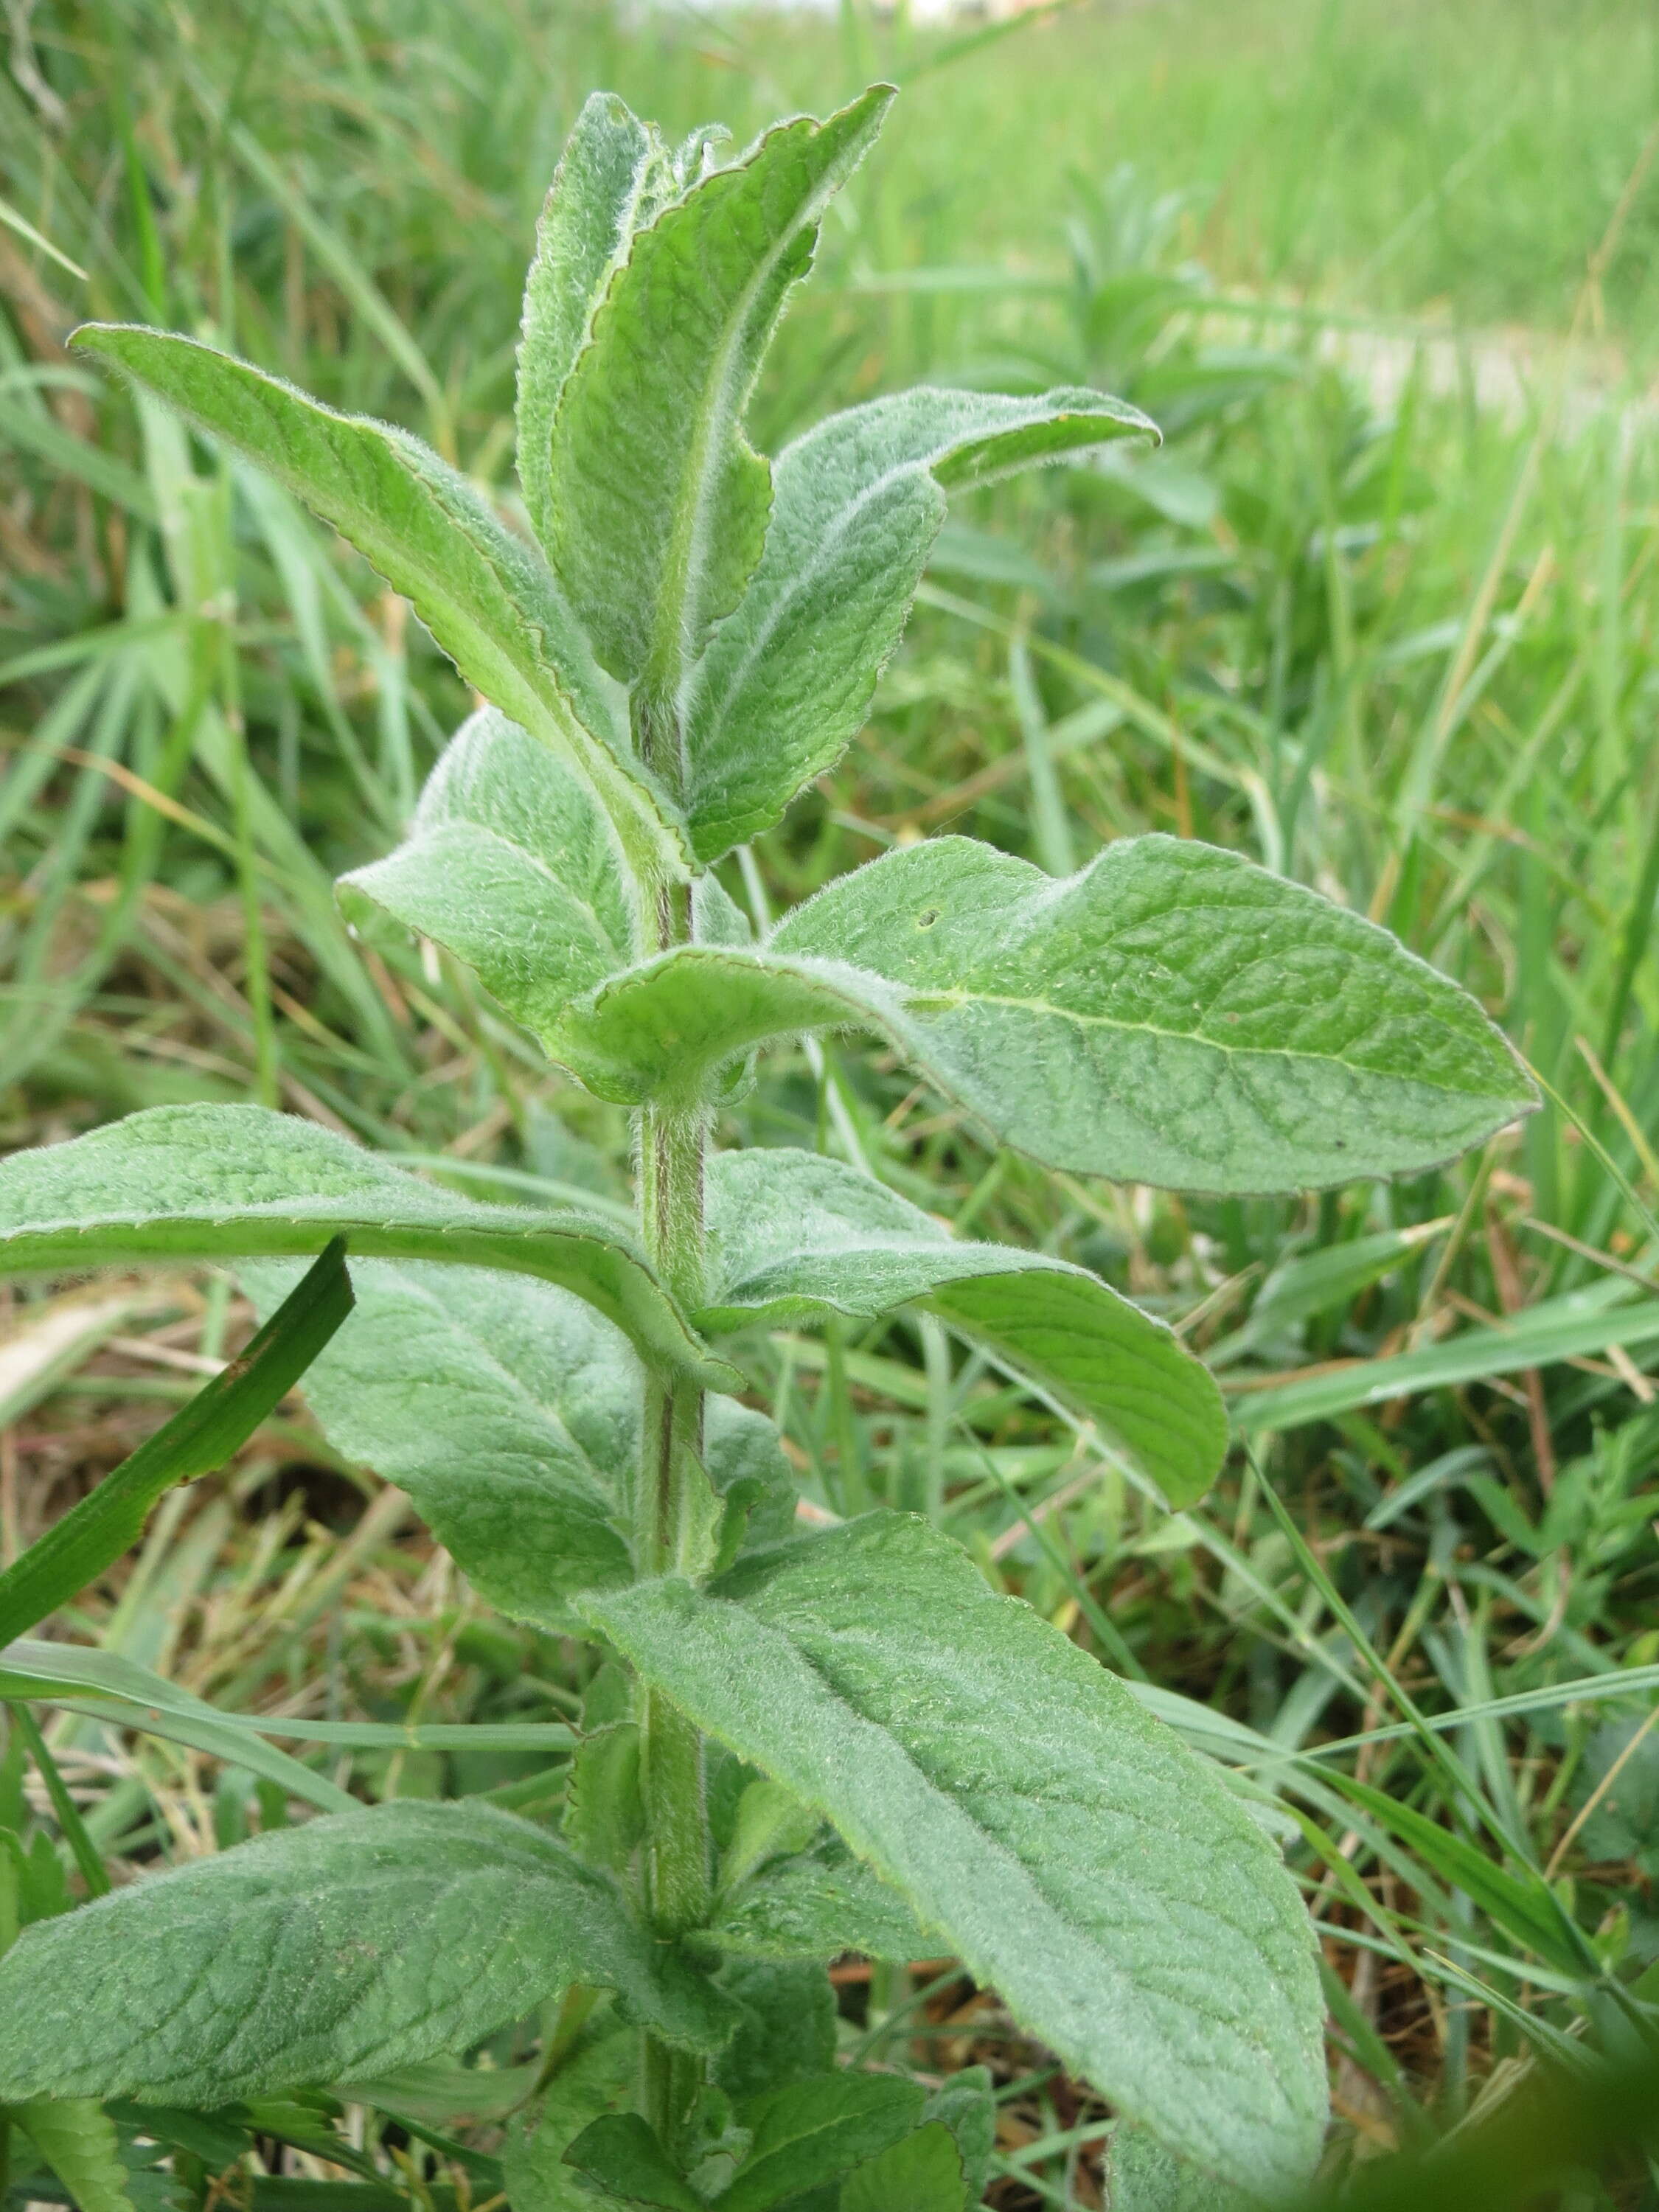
[[3, 0, 1658, 2202]]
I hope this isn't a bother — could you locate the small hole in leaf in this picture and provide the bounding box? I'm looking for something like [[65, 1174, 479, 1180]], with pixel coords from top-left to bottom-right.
[[916, 908, 941, 929]]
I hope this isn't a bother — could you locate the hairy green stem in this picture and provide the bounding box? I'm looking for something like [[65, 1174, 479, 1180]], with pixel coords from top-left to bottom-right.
[[633, 866, 713, 2143]]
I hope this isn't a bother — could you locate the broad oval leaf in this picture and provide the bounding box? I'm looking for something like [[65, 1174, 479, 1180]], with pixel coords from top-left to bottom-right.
[[338, 707, 638, 1033], [543, 87, 891, 709], [582, 1514, 1329, 2198], [69, 324, 685, 880], [0, 1104, 737, 1388], [778, 833, 1530, 1193], [682, 386, 1155, 861], [517, 94, 685, 554], [0, 1800, 735, 2105], [700, 1147, 1227, 1506], [240, 1255, 791, 1634]]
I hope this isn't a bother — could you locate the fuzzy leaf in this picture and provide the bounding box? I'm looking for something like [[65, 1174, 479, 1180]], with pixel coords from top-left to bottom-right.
[[517, 94, 684, 554], [682, 386, 1154, 860], [712, 1961, 837, 2106], [543, 88, 891, 705], [546, 948, 888, 1108], [703, 1832, 927, 1966], [721, 2074, 925, 2212], [13, 2099, 139, 2212], [240, 1256, 789, 1635], [838, 2121, 964, 2212], [503, 2023, 636, 2212], [583, 1514, 1328, 2198], [1105, 2122, 1263, 2211], [69, 324, 684, 878], [338, 708, 636, 1033], [564, 2115, 703, 2211], [700, 1147, 1226, 1506], [0, 1801, 734, 2104], [771, 834, 1534, 1192], [0, 1105, 736, 1388], [551, 836, 1530, 1192], [922, 2070, 994, 2210]]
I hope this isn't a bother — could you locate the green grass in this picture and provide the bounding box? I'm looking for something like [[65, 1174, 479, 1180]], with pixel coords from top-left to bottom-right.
[[3, 0, 1659, 2203]]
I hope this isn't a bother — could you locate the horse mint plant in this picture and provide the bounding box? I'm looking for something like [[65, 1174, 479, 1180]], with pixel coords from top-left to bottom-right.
[[0, 83, 1534, 2211]]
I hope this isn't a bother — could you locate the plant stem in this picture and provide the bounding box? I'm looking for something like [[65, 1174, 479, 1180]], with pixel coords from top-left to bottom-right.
[[633, 869, 713, 2142]]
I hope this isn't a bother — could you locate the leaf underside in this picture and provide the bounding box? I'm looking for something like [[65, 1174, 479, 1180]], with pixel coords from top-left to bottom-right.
[[0, 1104, 737, 1388], [681, 385, 1156, 862], [240, 1255, 793, 1635], [700, 1147, 1226, 1506], [0, 1801, 734, 2105], [582, 1513, 1329, 2199]]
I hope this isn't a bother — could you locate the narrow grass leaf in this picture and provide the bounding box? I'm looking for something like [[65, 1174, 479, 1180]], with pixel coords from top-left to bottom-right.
[[0, 1241, 350, 1647]]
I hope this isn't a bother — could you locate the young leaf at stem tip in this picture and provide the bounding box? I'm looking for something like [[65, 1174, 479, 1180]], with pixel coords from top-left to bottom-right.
[[681, 384, 1157, 861], [541, 86, 893, 746]]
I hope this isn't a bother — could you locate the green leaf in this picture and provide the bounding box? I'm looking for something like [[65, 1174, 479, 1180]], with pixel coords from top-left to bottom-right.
[[543, 835, 1532, 1195], [704, 1832, 926, 1966], [0, 1241, 351, 1648], [838, 2121, 964, 2212], [563, 1722, 645, 1873], [517, 94, 685, 554], [720, 2074, 924, 2212], [502, 2024, 636, 2212], [563, 2115, 703, 2211], [682, 386, 1155, 861], [582, 1514, 1328, 2197], [69, 323, 684, 880], [0, 1801, 734, 2104], [543, 88, 891, 707], [781, 834, 1530, 1192], [700, 1147, 1226, 1506], [0, 1105, 737, 1388], [921, 2070, 993, 2211], [1104, 2121, 1263, 2211], [338, 709, 636, 1034], [13, 2098, 139, 2212], [239, 1256, 787, 1634], [712, 1962, 837, 2106], [0, 1639, 358, 1816], [1321, 1771, 1586, 1976], [546, 948, 885, 1110]]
